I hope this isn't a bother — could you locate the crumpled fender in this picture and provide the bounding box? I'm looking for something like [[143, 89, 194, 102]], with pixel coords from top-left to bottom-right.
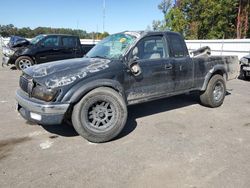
[[61, 78, 126, 104]]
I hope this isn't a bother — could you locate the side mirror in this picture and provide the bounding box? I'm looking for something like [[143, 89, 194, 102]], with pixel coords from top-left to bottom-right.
[[128, 56, 142, 76]]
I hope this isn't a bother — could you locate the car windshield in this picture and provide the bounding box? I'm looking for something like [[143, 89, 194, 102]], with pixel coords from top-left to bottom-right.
[[86, 33, 137, 60], [30, 35, 46, 44]]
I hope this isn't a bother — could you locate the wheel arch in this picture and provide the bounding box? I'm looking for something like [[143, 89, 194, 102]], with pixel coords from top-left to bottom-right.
[[201, 65, 227, 91], [15, 55, 36, 64], [62, 79, 127, 105]]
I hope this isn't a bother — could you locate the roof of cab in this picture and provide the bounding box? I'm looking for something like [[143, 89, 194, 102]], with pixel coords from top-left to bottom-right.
[[122, 30, 181, 38], [41, 34, 78, 37]]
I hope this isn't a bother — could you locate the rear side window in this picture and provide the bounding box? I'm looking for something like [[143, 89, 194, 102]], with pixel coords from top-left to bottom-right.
[[62, 37, 77, 48], [168, 34, 186, 58]]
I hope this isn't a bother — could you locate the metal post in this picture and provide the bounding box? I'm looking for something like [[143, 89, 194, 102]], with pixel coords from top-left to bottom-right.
[[103, 0, 106, 33], [221, 35, 225, 56]]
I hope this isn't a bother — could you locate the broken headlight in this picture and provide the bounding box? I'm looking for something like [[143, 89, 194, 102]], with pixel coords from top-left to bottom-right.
[[240, 57, 249, 65], [32, 85, 58, 102], [3, 47, 15, 57]]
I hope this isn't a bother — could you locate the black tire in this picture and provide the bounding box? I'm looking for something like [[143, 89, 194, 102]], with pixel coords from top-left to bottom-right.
[[15, 56, 34, 70], [72, 87, 127, 143], [200, 75, 226, 108], [240, 66, 246, 80], [244, 72, 250, 80]]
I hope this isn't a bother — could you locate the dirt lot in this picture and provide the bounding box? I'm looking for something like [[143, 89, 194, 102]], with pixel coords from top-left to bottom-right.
[[0, 62, 250, 187]]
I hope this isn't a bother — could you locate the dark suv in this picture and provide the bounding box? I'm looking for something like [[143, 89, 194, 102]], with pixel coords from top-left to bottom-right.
[[2, 34, 91, 70]]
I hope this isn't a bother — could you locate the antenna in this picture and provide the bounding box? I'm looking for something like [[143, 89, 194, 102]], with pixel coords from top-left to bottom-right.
[[103, 0, 106, 33]]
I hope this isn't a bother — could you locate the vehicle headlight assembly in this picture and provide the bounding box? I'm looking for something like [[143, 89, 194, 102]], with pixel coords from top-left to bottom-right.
[[3, 47, 15, 57], [240, 57, 249, 65], [32, 85, 58, 102]]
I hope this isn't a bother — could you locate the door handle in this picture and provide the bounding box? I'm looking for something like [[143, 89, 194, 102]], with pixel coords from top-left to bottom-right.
[[165, 64, 172, 70]]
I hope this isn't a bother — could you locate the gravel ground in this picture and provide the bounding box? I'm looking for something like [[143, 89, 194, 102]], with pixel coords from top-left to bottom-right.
[[0, 60, 250, 188]]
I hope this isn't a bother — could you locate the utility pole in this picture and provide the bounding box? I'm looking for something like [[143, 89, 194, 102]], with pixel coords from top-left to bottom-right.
[[103, 0, 106, 33], [237, 0, 249, 38]]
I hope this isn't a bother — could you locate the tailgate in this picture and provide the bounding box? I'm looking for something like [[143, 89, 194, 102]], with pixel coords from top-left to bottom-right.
[[224, 56, 240, 80]]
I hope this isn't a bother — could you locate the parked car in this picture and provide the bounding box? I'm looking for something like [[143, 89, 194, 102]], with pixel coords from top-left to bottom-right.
[[2, 34, 94, 70], [240, 55, 250, 79], [16, 31, 239, 143]]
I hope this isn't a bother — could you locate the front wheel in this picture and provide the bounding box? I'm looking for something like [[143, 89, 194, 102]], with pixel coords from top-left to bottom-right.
[[15, 56, 34, 70], [200, 75, 226, 108], [72, 87, 128, 143], [243, 71, 250, 80]]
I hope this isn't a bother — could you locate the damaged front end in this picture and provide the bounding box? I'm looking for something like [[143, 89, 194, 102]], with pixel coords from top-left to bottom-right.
[[15, 57, 113, 125], [19, 74, 59, 102], [16, 72, 69, 125], [240, 55, 250, 79], [2, 46, 15, 67]]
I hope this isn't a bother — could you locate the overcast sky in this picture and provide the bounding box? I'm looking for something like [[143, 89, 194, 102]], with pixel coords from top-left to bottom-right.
[[0, 0, 163, 34]]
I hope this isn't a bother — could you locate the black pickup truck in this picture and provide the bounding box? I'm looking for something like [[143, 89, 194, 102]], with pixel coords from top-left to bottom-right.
[[16, 31, 239, 143], [2, 34, 94, 70]]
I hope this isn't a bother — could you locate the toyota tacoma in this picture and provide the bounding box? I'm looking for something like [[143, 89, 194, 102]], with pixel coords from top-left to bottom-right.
[[16, 31, 239, 143]]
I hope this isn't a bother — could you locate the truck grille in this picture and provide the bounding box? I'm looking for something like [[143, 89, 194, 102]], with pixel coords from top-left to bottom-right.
[[19, 75, 33, 95]]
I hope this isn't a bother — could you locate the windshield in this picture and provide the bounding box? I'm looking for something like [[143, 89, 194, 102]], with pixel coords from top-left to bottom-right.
[[30, 35, 46, 44], [86, 33, 137, 60]]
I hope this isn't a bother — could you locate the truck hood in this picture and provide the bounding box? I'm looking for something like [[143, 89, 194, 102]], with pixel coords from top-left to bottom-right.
[[24, 58, 112, 88]]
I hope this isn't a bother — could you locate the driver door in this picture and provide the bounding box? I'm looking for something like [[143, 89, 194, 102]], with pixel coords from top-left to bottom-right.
[[35, 36, 63, 63], [126, 35, 175, 102]]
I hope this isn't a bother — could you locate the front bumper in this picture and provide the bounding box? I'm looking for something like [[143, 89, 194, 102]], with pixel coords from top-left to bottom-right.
[[242, 66, 250, 76], [2, 55, 10, 66], [2, 54, 16, 67], [16, 89, 70, 125]]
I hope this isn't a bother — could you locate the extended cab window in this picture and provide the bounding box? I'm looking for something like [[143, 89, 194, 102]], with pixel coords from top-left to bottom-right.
[[168, 34, 186, 58], [41, 36, 59, 47], [62, 37, 77, 48], [137, 36, 168, 60]]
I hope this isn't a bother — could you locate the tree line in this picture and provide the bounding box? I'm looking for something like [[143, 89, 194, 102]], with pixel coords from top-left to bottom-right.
[[0, 24, 109, 39], [153, 0, 250, 39]]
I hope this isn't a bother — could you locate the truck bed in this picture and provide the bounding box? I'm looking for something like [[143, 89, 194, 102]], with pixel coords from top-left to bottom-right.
[[193, 56, 239, 90]]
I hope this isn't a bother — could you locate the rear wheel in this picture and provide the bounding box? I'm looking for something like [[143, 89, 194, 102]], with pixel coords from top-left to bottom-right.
[[200, 75, 226, 108], [72, 87, 127, 143], [243, 72, 250, 80], [15, 56, 34, 70]]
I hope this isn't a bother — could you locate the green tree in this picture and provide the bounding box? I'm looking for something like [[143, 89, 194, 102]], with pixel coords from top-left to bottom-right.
[[158, 0, 173, 25], [152, 0, 173, 31], [0, 24, 109, 39], [158, 0, 239, 39], [100, 32, 109, 38], [152, 20, 164, 31], [165, 7, 187, 34]]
